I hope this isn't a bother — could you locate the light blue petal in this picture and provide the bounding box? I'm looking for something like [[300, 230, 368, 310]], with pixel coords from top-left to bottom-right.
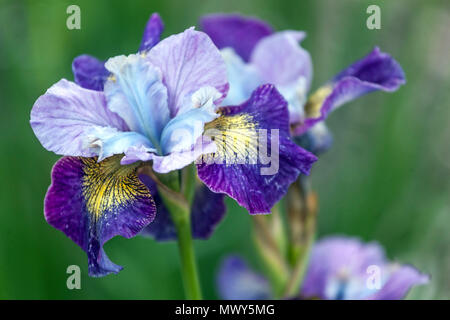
[[104, 54, 169, 152], [87, 127, 155, 162], [160, 87, 220, 154], [220, 48, 262, 106]]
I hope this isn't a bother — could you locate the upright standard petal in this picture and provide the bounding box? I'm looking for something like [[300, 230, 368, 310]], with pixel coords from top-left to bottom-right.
[[147, 28, 229, 117], [217, 256, 272, 300], [201, 14, 273, 62], [295, 47, 406, 135], [300, 237, 428, 300], [30, 79, 128, 157], [72, 55, 109, 91], [250, 31, 312, 124], [139, 13, 164, 52], [140, 175, 226, 241], [104, 54, 170, 150], [250, 31, 312, 89], [197, 85, 317, 214], [44, 156, 156, 276]]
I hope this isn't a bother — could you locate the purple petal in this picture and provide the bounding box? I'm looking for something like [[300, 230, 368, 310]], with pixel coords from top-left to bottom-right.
[[140, 175, 226, 241], [250, 31, 312, 88], [30, 79, 128, 157], [295, 47, 406, 135], [301, 236, 428, 300], [201, 13, 273, 62], [367, 265, 429, 300], [190, 184, 226, 239], [250, 31, 312, 124], [197, 84, 317, 214], [217, 256, 272, 300], [139, 13, 164, 52], [301, 236, 385, 299], [72, 55, 109, 91], [44, 156, 155, 277], [147, 28, 229, 117]]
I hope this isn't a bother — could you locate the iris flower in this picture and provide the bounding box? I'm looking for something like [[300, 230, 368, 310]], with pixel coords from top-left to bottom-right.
[[201, 14, 406, 154], [30, 14, 317, 276], [218, 236, 429, 300]]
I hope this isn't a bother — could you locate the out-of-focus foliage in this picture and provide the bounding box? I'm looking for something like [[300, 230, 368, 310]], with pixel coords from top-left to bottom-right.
[[0, 0, 448, 299]]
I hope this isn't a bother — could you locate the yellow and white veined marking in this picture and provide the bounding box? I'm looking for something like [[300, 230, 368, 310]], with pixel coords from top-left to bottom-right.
[[203, 113, 259, 165], [80, 156, 150, 220]]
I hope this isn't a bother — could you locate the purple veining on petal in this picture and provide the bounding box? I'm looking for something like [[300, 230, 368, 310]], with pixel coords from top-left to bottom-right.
[[44, 157, 155, 277], [30, 79, 128, 157], [217, 256, 272, 300], [201, 13, 273, 62], [139, 13, 164, 52], [197, 84, 317, 214], [147, 28, 229, 117]]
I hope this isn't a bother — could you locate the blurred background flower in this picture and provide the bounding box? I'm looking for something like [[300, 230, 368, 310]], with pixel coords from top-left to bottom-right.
[[0, 0, 448, 299]]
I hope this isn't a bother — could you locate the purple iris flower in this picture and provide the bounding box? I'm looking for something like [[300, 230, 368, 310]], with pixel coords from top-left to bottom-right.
[[30, 14, 317, 275], [218, 236, 429, 300], [201, 14, 406, 154]]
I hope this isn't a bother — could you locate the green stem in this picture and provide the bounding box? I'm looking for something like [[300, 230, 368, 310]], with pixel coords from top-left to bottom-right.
[[152, 166, 202, 300], [173, 213, 202, 300]]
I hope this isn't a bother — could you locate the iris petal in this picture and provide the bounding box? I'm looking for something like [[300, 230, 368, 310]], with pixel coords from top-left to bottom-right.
[[197, 84, 317, 214], [201, 13, 273, 62], [217, 256, 272, 300], [30, 79, 128, 157], [44, 156, 156, 277], [294, 47, 406, 135], [139, 13, 164, 52], [72, 55, 109, 91], [104, 54, 170, 150], [147, 28, 229, 117]]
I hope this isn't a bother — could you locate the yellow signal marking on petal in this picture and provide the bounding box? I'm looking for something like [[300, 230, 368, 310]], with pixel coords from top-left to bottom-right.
[[203, 113, 259, 165], [80, 156, 150, 220], [304, 85, 333, 118]]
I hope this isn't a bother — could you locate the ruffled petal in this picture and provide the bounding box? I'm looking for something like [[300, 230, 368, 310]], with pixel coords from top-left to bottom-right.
[[140, 176, 226, 241], [44, 156, 156, 277], [30, 79, 128, 157], [201, 13, 273, 62], [160, 87, 221, 154], [104, 54, 170, 149], [151, 136, 216, 174], [139, 13, 164, 52], [217, 256, 272, 300], [197, 84, 317, 214], [147, 28, 229, 117], [295, 47, 405, 135], [72, 55, 109, 91]]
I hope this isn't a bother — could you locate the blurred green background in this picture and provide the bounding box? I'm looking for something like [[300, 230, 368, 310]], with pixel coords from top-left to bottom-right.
[[0, 0, 449, 299]]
